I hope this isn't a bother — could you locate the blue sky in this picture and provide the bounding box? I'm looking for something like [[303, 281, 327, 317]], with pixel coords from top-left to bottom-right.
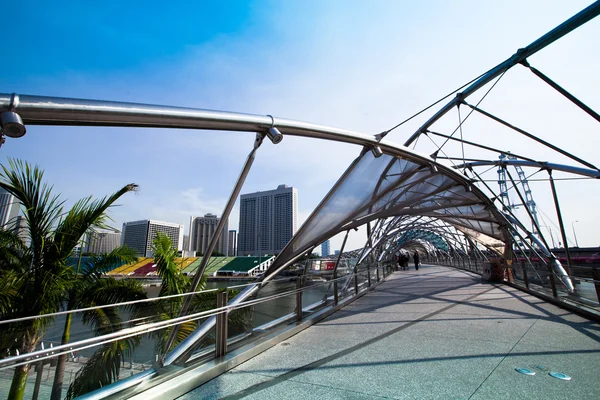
[[2, 0, 599, 252]]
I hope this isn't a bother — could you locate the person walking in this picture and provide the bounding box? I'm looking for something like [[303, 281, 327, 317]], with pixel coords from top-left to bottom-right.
[[413, 251, 420, 270]]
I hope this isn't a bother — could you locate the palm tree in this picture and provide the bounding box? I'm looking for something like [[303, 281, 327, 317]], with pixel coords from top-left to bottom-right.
[[0, 229, 30, 354], [150, 233, 199, 354], [0, 159, 138, 400], [65, 272, 147, 399], [150, 233, 251, 356], [51, 245, 142, 400]]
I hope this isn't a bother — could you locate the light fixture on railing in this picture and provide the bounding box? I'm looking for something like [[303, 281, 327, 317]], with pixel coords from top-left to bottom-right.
[[371, 145, 383, 158], [263, 114, 283, 145], [1, 111, 26, 138], [266, 127, 283, 144], [1, 94, 26, 139]]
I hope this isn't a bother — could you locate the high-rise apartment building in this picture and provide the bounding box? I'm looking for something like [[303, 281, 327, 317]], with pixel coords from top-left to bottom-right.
[[122, 220, 184, 257], [228, 230, 237, 256], [0, 188, 19, 229], [238, 184, 298, 256], [321, 239, 331, 257], [84, 232, 122, 254], [189, 214, 229, 256]]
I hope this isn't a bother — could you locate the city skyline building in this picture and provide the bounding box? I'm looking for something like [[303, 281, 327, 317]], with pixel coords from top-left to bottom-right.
[[13, 215, 28, 245], [0, 187, 19, 229], [238, 184, 298, 256], [228, 230, 237, 256], [122, 219, 184, 257], [321, 239, 331, 257], [189, 214, 229, 256], [183, 235, 190, 253], [84, 231, 122, 254]]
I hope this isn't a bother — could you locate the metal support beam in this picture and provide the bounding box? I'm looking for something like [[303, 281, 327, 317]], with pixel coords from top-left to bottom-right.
[[163, 137, 262, 365], [547, 170, 574, 281], [522, 61, 600, 124], [464, 102, 597, 171]]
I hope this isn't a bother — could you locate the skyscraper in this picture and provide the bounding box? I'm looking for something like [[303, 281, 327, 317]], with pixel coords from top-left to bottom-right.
[[228, 230, 237, 256], [238, 184, 298, 256], [189, 214, 229, 256], [321, 239, 331, 257], [183, 235, 190, 253], [84, 232, 122, 254], [122, 220, 184, 257], [13, 215, 28, 244], [0, 187, 19, 229]]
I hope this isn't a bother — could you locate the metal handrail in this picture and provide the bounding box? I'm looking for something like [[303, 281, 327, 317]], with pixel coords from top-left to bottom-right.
[[0, 273, 356, 370], [0, 275, 301, 327]]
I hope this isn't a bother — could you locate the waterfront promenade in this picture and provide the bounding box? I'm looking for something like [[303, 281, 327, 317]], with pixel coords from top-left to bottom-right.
[[181, 265, 600, 399]]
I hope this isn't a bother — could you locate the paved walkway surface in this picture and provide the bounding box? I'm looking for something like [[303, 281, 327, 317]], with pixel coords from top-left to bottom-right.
[[180, 265, 600, 400]]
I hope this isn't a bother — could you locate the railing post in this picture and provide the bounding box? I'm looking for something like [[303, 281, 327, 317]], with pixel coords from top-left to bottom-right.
[[215, 291, 228, 358], [296, 277, 303, 321], [333, 269, 339, 306], [521, 260, 529, 288], [547, 263, 558, 297], [354, 265, 359, 295], [367, 263, 372, 287], [592, 267, 600, 304], [32, 361, 44, 400]]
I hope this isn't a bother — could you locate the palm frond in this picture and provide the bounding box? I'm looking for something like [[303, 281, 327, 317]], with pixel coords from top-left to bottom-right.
[[0, 269, 21, 316], [0, 159, 64, 263], [66, 338, 138, 399], [80, 278, 147, 335], [151, 313, 197, 354], [0, 229, 30, 274], [52, 183, 138, 261], [152, 233, 190, 296]]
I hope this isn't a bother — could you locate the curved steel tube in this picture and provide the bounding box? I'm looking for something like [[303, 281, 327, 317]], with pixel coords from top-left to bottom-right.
[[455, 160, 600, 179], [0, 92, 506, 233]]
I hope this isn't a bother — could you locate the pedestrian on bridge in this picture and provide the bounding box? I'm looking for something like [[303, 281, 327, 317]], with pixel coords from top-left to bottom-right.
[[413, 252, 420, 270]]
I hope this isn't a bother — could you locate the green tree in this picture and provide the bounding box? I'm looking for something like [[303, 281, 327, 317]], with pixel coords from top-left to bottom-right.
[[150, 233, 251, 355], [0, 159, 138, 400], [65, 274, 147, 399], [151, 233, 205, 354], [51, 246, 142, 400]]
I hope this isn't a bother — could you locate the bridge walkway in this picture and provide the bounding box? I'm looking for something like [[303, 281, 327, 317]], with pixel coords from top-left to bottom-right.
[[180, 265, 600, 400]]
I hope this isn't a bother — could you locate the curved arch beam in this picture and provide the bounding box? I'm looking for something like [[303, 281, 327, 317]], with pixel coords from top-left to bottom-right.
[[0, 92, 509, 245], [456, 160, 600, 179]]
